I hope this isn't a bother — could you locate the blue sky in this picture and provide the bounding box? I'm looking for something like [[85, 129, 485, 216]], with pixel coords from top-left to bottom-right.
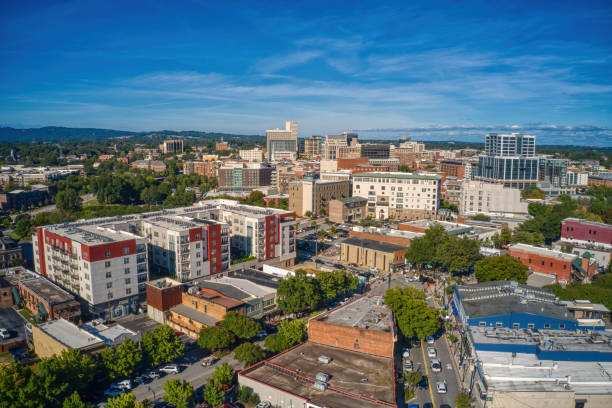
[[1, 0, 611, 145]]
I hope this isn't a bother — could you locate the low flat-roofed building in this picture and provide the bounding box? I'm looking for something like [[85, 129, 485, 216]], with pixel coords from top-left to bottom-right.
[[308, 295, 395, 357], [453, 281, 608, 332], [33, 318, 106, 358], [0, 267, 37, 308], [238, 341, 396, 408], [348, 226, 422, 248], [340, 237, 406, 272], [399, 219, 474, 236], [18, 273, 82, 323], [0, 234, 24, 267], [80, 319, 141, 346]]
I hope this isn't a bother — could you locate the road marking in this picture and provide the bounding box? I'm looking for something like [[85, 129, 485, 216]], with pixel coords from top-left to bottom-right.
[[420, 339, 437, 408]]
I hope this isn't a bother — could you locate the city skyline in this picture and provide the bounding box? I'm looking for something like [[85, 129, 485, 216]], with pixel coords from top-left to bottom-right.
[[1, 1, 611, 146]]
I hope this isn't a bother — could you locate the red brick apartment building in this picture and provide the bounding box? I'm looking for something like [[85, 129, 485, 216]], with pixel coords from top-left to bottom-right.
[[560, 218, 612, 246]]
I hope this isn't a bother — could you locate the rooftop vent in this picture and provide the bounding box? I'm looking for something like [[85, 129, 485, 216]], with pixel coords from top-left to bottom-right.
[[318, 355, 332, 364], [313, 381, 328, 391]]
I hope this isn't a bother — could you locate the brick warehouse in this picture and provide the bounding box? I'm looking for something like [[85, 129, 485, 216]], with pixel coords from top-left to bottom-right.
[[308, 296, 396, 358]]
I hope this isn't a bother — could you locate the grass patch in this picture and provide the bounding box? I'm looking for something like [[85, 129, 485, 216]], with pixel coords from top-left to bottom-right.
[[82, 198, 100, 207], [0, 352, 13, 364], [16, 307, 35, 323]]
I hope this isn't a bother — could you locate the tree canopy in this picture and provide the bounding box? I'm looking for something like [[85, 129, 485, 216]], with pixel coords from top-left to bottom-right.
[[264, 319, 307, 352], [474, 255, 529, 284], [197, 326, 235, 351], [234, 342, 266, 368], [384, 287, 439, 340], [163, 379, 194, 408], [141, 325, 185, 367], [105, 393, 150, 408], [276, 269, 323, 314], [56, 188, 82, 212], [101, 338, 142, 380], [221, 312, 261, 339]]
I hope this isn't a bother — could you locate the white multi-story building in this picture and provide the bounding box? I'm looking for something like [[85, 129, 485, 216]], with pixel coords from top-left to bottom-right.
[[567, 171, 589, 186], [239, 148, 264, 162], [352, 172, 442, 220], [460, 180, 528, 216], [33, 200, 297, 320]]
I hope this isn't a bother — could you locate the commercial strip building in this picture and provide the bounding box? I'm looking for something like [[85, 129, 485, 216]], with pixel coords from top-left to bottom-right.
[[18, 272, 82, 323], [508, 243, 599, 283], [340, 237, 406, 272], [352, 172, 441, 220], [451, 281, 612, 408], [0, 267, 37, 308], [266, 121, 298, 160], [32, 318, 106, 358], [33, 200, 296, 319], [288, 176, 351, 217], [460, 180, 528, 216], [328, 196, 367, 223], [238, 296, 397, 408], [348, 226, 422, 248]]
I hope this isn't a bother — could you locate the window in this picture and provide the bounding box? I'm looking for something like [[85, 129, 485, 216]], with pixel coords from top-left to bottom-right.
[[563, 264, 567, 269], [196, 243, 201, 249], [479, 322, 486, 327], [106, 271, 112, 279], [496, 322, 503, 327], [124, 257, 130, 264], [105, 261, 111, 268], [123, 247, 129, 255], [541, 261, 545, 266], [106, 282, 113, 289], [125, 278, 131, 284], [104, 250, 111, 257], [124, 267, 130, 275], [559, 323, 565, 329], [108, 292, 114, 299], [544, 323, 551, 329], [126, 288, 132, 295], [195, 233, 201, 240], [528, 323, 535, 329], [513, 323, 520, 329], [550, 262, 553, 267], [196, 261, 201, 267]]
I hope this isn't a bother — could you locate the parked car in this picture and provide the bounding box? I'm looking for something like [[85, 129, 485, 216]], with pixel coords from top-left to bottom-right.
[[202, 356, 216, 367], [427, 347, 436, 358], [436, 381, 447, 394], [404, 360, 413, 371], [133, 376, 148, 385], [117, 379, 132, 390], [147, 370, 161, 379], [0, 328, 10, 339], [255, 402, 272, 408], [430, 358, 442, 372], [104, 388, 126, 398], [401, 348, 410, 358], [160, 364, 179, 374], [256, 329, 268, 339], [426, 335, 435, 344]]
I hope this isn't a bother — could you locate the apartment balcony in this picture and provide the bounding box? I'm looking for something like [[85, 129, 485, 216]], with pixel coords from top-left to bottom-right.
[[180, 244, 190, 253], [136, 245, 146, 253], [137, 255, 147, 263]]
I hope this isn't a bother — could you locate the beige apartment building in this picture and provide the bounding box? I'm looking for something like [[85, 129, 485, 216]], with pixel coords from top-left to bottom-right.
[[352, 172, 442, 220], [288, 177, 350, 217], [460, 180, 528, 216], [328, 197, 367, 223], [239, 148, 264, 162]]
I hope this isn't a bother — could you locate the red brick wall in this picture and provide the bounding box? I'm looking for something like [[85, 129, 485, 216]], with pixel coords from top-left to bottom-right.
[[397, 223, 426, 234], [146, 284, 183, 312], [561, 219, 612, 245], [337, 158, 369, 169], [308, 320, 394, 358], [508, 248, 573, 281]]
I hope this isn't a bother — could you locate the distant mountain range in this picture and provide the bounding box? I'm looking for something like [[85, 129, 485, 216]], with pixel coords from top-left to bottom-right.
[[0, 126, 262, 143], [0, 125, 610, 147]]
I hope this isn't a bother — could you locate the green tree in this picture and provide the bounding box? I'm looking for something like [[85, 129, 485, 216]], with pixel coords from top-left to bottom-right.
[[402, 371, 423, 390], [455, 391, 474, 408], [56, 188, 83, 212], [203, 378, 224, 406], [221, 312, 261, 339], [474, 255, 529, 283], [384, 287, 439, 339], [276, 269, 323, 314], [264, 319, 307, 352], [163, 379, 194, 408], [106, 393, 150, 408], [317, 270, 359, 300], [0, 362, 31, 407], [521, 185, 546, 199], [212, 362, 235, 389], [13, 214, 32, 240], [234, 342, 266, 368], [436, 236, 482, 272], [63, 391, 94, 408], [405, 224, 446, 268], [197, 326, 236, 351], [472, 213, 490, 221], [305, 211, 312, 218], [141, 325, 185, 367], [101, 338, 142, 379], [492, 227, 513, 248]]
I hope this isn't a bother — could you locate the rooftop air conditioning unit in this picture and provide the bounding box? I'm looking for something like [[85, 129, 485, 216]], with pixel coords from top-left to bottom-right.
[[313, 381, 328, 391], [318, 355, 332, 364], [316, 372, 330, 382]]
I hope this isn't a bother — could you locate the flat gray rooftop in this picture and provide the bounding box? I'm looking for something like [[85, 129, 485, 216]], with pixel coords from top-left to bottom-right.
[[240, 342, 395, 408], [342, 237, 406, 253], [19, 276, 75, 305], [37, 319, 105, 349], [477, 350, 612, 394], [0, 307, 27, 345], [313, 296, 393, 333]]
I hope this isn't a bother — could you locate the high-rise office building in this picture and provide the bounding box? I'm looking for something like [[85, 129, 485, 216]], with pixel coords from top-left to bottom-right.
[[477, 133, 539, 188], [539, 158, 569, 187], [303, 136, 322, 158], [266, 121, 298, 160]]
